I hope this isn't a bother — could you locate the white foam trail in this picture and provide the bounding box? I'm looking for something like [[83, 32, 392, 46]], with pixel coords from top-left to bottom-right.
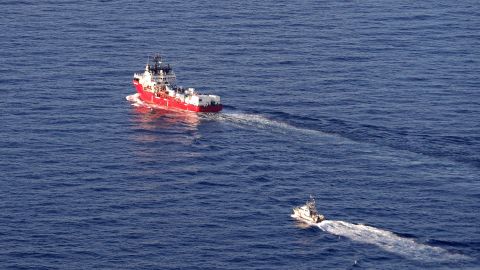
[[317, 220, 470, 262], [205, 112, 343, 141]]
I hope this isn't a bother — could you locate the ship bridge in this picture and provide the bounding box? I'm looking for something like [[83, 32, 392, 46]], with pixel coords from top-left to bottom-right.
[[148, 54, 177, 86]]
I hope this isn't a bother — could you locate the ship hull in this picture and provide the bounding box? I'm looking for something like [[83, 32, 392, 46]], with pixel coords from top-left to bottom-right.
[[133, 80, 223, 112]]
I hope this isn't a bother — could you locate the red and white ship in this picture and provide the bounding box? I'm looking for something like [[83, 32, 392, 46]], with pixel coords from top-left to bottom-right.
[[132, 54, 222, 112]]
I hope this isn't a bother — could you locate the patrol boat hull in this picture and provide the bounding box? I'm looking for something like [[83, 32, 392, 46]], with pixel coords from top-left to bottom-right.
[[292, 196, 325, 224]]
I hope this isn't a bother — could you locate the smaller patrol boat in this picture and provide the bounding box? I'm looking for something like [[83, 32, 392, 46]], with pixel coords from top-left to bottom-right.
[[292, 196, 325, 224]]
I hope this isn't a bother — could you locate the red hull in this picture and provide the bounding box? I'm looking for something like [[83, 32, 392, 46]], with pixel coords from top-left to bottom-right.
[[133, 80, 222, 112]]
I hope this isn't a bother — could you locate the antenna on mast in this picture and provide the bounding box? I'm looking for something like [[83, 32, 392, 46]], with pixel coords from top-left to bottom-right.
[[153, 53, 162, 64], [145, 55, 151, 72]]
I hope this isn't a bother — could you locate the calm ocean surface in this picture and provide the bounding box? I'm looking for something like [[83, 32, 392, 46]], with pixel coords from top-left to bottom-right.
[[1, 1, 479, 269]]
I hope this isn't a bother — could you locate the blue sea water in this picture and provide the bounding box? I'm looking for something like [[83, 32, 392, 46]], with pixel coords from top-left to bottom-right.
[[1, 0, 479, 269]]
